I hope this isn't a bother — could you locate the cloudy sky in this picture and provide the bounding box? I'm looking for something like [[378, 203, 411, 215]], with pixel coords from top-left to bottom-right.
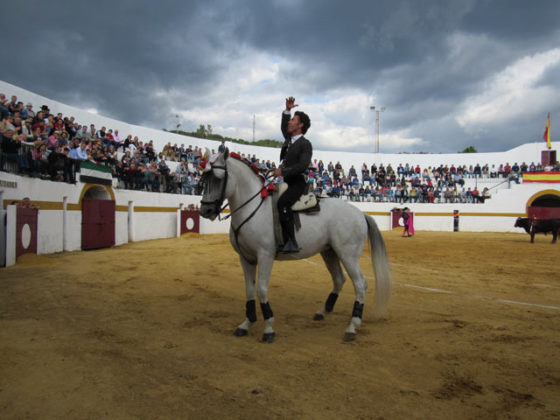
[[2, 0, 559, 153]]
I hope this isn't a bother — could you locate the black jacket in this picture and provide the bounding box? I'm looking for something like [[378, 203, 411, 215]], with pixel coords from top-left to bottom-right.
[[1, 135, 21, 154], [279, 112, 312, 182]]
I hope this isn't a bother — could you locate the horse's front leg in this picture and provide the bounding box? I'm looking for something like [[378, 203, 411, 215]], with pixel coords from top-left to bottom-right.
[[256, 256, 275, 343], [233, 256, 257, 337]]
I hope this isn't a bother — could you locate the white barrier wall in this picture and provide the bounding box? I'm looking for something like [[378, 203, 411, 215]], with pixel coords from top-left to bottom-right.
[[2, 167, 559, 266]]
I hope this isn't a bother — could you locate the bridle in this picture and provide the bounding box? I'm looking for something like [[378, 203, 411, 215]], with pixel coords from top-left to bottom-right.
[[200, 163, 229, 217], [200, 157, 272, 263]]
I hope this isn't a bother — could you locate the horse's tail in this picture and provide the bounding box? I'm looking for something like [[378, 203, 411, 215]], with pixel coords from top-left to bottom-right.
[[365, 214, 391, 319]]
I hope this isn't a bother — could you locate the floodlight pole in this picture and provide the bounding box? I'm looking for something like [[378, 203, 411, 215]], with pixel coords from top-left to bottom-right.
[[370, 105, 385, 153]]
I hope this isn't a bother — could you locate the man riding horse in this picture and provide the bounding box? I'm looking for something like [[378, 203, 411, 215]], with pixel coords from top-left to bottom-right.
[[272, 96, 313, 253]]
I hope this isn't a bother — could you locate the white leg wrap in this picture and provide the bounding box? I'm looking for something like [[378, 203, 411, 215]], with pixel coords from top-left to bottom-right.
[[237, 318, 251, 330], [263, 317, 275, 334], [345, 316, 362, 334]]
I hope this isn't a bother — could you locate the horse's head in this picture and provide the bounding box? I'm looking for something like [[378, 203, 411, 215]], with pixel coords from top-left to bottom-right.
[[200, 149, 229, 220]]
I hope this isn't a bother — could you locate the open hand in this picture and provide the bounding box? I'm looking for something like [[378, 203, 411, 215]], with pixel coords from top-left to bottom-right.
[[270, 168, 283, 178], [285, 96, 298, 111]]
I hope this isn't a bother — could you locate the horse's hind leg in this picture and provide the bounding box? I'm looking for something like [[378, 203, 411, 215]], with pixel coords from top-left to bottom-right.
[[339, 254, 368, 342], [314, 248, 346, 321], [233, 256, 257, 337]]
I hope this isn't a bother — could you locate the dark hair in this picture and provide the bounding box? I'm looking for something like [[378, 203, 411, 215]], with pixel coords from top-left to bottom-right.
[[294, 111, 311, 134]]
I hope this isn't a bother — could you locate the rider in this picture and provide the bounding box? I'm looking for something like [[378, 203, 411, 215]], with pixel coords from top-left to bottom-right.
[[272, 96, 313, 253]]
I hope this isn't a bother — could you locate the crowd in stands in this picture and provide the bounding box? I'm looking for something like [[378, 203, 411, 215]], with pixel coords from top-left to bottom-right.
[[0, 93, 209, 194], [1, 91, 558, 203]]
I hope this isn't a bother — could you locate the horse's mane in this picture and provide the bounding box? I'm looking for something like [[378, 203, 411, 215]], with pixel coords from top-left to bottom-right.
[[229, 152, 267, 184]]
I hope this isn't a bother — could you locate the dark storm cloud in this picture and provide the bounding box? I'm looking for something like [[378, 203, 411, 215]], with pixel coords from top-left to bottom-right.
[[2, 1, 235, 124], [1, 0, 559, 152]]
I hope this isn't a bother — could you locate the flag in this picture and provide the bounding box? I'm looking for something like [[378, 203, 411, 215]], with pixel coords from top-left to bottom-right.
[[79, 161, 113, 186], [543, 113, 551, 149]]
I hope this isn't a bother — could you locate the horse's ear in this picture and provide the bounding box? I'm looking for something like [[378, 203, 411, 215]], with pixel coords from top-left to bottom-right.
[[224, 147, 229, 159]]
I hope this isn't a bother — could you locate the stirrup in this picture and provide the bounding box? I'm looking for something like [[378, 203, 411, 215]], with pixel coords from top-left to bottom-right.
[[279, 239, 300, 253]]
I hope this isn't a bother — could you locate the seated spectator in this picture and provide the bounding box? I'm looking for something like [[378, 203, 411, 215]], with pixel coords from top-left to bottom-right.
[[409, 186, 417, 203], [472, 186, 484, 203], [105, 129, 115, 147], [96, 126, 107, 142]]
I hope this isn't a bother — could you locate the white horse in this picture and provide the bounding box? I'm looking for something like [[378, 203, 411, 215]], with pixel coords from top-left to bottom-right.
[[199, 151, 391, 342]]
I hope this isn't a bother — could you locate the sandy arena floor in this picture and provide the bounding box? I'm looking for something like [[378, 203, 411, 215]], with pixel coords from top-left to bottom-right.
[[1, 229, 559, 419]]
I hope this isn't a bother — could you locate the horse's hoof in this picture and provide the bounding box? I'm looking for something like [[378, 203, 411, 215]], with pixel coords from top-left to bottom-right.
[[343, 332, 356, 342], [261, 332, 275, 343], [313, 313, 324, 321], [233, 328, 248, 337]]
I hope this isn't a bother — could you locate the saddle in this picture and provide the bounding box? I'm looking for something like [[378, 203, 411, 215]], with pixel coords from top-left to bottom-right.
[[275, 183, 320, 212], [272, 182, 320, 247]]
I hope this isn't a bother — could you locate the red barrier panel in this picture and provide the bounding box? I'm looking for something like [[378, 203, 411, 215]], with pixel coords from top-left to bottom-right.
[[16, 207, 38, 258], [180, 210, 200, 234]]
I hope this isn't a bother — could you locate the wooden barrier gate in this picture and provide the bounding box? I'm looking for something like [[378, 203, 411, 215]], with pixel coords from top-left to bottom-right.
[[82, 199, 115, 250]]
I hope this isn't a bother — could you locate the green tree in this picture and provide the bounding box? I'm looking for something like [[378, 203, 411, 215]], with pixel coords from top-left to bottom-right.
[[166, 125, 283, 148], [459, 146, 478, 153]]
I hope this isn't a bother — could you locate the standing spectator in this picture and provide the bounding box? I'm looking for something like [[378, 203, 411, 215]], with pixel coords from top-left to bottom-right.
[[68, 141, 88, 181], [46, 132, 60, 151], [0, 93, 9, 119], [31, 143, 49, 177], [7, 95, 19, 115], [47, 146, 68, 181], [1, 129, 23, 172]]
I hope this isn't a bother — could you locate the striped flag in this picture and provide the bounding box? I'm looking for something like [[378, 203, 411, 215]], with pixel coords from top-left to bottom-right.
[[543, 113, 551, 149], [79, 161, 113, 186]]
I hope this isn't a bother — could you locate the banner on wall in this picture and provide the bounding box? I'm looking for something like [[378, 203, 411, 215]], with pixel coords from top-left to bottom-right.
[[523, 172, 560, 183]]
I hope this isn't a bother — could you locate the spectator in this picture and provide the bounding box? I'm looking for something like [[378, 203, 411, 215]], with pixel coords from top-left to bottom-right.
[[31, 143, 50, 178], [68, 141, 88, 179], [0, 94, 9, 119], [7, 95, 19, 115], [1, 129, 24, 172]]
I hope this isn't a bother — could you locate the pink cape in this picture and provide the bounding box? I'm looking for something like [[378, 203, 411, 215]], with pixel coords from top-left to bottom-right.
[[405, 214, 415, 235]]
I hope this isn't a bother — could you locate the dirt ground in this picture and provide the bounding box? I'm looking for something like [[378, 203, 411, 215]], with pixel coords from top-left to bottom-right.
[[1, 229, 559, 419]]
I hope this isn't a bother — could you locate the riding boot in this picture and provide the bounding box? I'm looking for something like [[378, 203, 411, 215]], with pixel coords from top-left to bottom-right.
[[279, 208, 299, 253]]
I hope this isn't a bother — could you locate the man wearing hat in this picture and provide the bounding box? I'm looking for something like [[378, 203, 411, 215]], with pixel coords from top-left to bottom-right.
[[23, 103, 35, 119]]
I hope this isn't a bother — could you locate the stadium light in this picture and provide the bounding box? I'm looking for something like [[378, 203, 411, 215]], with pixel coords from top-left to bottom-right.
[[370, 106, 385, 153]]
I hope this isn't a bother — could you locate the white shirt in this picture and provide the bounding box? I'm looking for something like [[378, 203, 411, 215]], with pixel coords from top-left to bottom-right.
[[291, 134, 302, 144]]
